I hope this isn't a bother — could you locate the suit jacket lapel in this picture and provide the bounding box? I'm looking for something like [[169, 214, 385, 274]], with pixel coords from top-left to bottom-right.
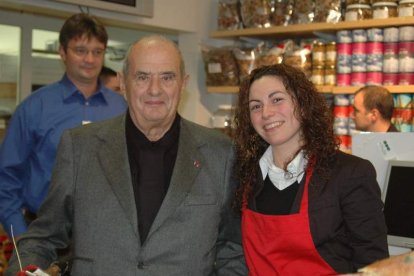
[[97, 115, 139, 239], [148, 119, 204, 237]]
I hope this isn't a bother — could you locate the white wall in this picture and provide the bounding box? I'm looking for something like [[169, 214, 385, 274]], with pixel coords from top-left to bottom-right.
[[0, 0, 237, 126]]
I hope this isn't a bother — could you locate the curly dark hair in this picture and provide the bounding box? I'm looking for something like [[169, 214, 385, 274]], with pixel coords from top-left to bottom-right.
[[233, 64, 339, 210]]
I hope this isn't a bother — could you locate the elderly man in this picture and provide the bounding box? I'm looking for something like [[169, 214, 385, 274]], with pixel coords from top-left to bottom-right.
[[6, 35, 246, 275]]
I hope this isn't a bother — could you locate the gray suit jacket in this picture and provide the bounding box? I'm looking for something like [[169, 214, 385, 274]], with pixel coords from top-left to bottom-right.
[[6, 115, 246, 275]]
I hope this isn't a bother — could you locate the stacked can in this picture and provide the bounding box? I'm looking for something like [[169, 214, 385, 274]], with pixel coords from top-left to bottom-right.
[[366, 28, 384, 85], [398, 26, 414, 85], [333, 94, 352, 153], [336, 30, 352, 86], [351, 29, 368, 86], [383, 27, 400, 84], [392, 94, 413, 132]]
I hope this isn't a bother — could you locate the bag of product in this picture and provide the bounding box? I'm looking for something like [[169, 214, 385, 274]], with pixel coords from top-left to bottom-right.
[[218, 0, 242, 30], [201, 45, 240, 86]]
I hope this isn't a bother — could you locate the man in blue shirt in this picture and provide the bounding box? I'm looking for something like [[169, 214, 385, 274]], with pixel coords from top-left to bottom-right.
[[0, 13, 127, 238]]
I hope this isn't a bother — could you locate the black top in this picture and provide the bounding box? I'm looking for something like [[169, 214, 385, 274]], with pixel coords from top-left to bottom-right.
[[254, 176, 300, 215], [126, 112, 180, 243], [387, 124, 399, 132]]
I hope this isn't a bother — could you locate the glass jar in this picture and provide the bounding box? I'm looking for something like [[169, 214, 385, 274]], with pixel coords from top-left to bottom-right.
[[399, 0, 414, 17], [345, 4, 372, 21], [346, 0, 370, 5], [312, 42, 326, 67], [210, 105, 235, 137], [373, 2, 398, 18], [324, 66, 337, 85], [325, 41, 337, 67], [372, 0, 397, 2], [311, 66, 325, 86]]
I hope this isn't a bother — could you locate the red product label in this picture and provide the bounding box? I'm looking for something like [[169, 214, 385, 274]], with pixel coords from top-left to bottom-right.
[[383, 73, 399, 85], [366, 71, 383, 85], [393, 108, 413, 124], [398, 42, 414, 55], [337, 43, 352, 55], [336, 73, 351, 86], [384, 42, 399, 55], [366, 42, 384, 54], [351, 72, 367, 86], [352, 42, 367, 54], [398, 73, 414, 85], [333, 106, 351, 117]]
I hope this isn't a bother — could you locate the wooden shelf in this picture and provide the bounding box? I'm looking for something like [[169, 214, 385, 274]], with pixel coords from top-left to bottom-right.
[[208, 18, 414, 95], [207, 85, 414, 94], [210, 17, 414, 39]]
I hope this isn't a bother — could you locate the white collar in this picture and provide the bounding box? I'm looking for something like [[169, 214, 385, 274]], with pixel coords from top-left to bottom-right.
[[259, 146, 307, 190]]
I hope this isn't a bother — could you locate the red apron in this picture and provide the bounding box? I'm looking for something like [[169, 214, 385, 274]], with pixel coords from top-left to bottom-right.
[[241, 164, 337, 276]]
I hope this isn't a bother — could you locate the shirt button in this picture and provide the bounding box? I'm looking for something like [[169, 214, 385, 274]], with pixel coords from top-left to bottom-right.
[[137, 262, 144, 269], [85, 101, 90, 106]]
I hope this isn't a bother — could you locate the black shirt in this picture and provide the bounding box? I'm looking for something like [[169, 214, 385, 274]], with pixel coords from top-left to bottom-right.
[[125, 112, 180, 243]]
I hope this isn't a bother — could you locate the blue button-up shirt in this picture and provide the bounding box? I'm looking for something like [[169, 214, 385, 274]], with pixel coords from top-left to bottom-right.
[[0, 74, 127, 236]]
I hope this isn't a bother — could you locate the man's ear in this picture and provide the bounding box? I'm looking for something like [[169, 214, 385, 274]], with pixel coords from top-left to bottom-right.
[[117, 72, 127, 100], [370, 108, 380, 122], [58, 45, 66, 62]]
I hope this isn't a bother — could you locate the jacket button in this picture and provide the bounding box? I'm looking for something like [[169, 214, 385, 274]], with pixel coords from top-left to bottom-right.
[[137, 262, 144, 269]]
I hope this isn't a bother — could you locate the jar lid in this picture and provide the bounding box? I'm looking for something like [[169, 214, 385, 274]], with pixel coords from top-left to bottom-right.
[[372, 2, 398, 6], [346, 4, 372, 9], [399, 0, 414, 4]]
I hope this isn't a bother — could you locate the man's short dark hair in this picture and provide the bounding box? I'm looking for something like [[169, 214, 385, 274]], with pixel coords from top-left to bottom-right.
[[355, 85, 394, 120], [59, 13, 108, 51], [100, 66, 117, 80]]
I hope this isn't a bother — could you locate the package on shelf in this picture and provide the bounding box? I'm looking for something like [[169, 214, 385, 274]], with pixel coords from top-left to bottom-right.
[[392, 107, 413, 132], [291, 0, 315, 24], [270, 0, 293, 26], [217, 0, 242, 31], [314, 0, 342, 23], [240, 0, 272, 28], [201, 44, 239, 86], [394, 93, 413, 109], [233, 46, 258, 82]]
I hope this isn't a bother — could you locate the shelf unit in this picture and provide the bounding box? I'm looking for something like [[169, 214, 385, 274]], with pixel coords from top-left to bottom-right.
[[207, 85, 414, 94], [208, 17, 414, 94]]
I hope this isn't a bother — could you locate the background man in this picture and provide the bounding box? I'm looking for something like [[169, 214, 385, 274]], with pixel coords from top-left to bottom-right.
[[99, 66, 122, 95], [0, 13, 127, 238], [351, 85, 398, 132], [6, 35, 245, 275]]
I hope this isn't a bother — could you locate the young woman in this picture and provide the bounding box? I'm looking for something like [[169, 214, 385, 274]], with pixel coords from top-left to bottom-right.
[[233, 64, 389, 275]]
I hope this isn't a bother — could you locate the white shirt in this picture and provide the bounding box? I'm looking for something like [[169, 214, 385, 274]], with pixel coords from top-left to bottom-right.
[[259, 146, 308, 191]]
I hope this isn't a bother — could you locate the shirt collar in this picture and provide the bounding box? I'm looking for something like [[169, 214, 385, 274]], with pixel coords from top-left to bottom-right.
[[60, 73, 107, 104], [259, 146, 307, 190]]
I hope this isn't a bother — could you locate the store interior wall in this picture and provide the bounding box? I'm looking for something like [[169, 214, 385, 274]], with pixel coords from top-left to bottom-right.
[[0, 0, 236, 127]]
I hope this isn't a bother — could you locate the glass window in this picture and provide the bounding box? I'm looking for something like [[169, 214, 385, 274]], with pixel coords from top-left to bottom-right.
[[0, 24, 20, 141]]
